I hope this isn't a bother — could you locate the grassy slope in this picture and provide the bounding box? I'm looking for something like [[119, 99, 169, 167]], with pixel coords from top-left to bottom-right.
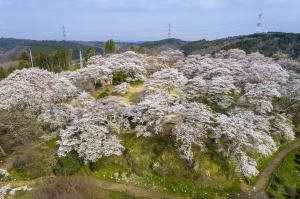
[[77, 133, 240, 199], [266, 147, 300, 198]]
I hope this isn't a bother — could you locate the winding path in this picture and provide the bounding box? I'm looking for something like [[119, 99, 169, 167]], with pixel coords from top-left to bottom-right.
[[239, 138, 300, 198], [255, 139, 300, 192]]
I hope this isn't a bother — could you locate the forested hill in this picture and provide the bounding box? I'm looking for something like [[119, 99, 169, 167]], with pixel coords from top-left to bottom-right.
[[1, 32, 300, 63], [181, 32, 300, 58], [0, 38, 105, 63]]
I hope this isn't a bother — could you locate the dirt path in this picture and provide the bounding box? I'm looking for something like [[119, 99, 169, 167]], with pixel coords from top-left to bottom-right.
[[255, 139, 300, 192], [96, 179, 189, 199], [238, 139, 300, 198], [0, 176, 189, 199]]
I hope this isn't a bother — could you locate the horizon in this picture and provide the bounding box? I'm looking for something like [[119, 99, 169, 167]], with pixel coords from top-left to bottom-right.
[[1, 31, 300, 43], [0, 0, 300, 41]]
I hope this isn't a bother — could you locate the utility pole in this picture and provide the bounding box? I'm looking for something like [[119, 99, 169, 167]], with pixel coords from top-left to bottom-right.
[[29, 49, 34, 67], [168, 23, 172, 39], [256, 13, 263, 33], [62, 25, 67, 41], [79, 49, 84, 68]]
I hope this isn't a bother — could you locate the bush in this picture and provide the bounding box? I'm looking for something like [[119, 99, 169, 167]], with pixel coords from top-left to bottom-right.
[[53, 151, 83, 176], [112, 72, 128, 85], [0, 110, 41, 158], [10, 139, 57, 179], [97, 90, 110, 99]]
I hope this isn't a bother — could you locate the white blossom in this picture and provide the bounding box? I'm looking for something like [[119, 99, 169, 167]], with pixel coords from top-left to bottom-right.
[[238, 152, 259, 177], [214, 110, 278, 175], [0, 184, 10, 199], [0, 68, 78, 119], [239, 83, 281, 114], [183, 76, 208, 102], [9, 186, 32, 195], [57, 94, 130, 162], [115, 82, 132, 95], [0, 169, 9, 179], [61, 65, 112, 91], [272, 114, 295, 140], [0, 49, 298, 178]]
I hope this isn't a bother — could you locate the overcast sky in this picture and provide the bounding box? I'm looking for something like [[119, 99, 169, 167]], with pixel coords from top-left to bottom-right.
[[0, 0, 299, 41]]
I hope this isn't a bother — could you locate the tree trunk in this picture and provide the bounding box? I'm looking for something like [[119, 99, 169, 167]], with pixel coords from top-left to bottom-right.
[[0, 145, 6, 156]]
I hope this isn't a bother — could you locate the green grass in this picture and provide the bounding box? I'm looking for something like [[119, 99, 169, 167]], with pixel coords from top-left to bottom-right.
[[53, 151, 83, 176], [246, 140, 296, 185], [77, 133, 240, 199], [113, 71, 129, 85], [107, 190, 148, 199], [7, 190, 33, 199], [266, 147, 300, 198]]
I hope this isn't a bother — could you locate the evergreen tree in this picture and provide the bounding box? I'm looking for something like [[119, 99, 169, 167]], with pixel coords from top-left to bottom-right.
[[19, 51, 30, 61], [34, 52, 52, 71], [0, 67, 6, 79], [85, 48, 96, 62], [18, 51, 30, 69], [105, 40, 117, 54], [53, 49, 72, 72]]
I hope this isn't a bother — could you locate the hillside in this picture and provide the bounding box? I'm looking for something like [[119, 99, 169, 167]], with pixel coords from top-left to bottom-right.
[[0, 48, 299, 199], [119, 38, 187, 55], [181, 32, 300, 58], [2, 32, 300, 64], [0, 38, 105, 63]]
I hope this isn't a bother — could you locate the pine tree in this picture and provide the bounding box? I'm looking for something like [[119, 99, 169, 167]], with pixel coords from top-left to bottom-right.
[[0, 67, 6, 79], [85, 48, 96, 62], [105, 40, 117, 54], [18, 51, 30, 69]]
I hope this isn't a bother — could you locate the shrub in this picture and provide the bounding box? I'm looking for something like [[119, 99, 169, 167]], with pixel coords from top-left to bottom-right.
[[97, 90, 110, 99], [0, 110, 41, 158], [53, 151, 83, 176], [112, 72, 128, 85], [10, 139, 57, 179]]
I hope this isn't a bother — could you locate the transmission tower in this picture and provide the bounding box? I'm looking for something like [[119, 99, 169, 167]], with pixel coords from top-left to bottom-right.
[[62, 25, 67, 41], [256, 13, 263, 33], [168, 23, 172, 38]]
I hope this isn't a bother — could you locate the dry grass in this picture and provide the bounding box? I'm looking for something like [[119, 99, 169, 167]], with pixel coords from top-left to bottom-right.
[[34, 176, 106, 199], [0, 110, 41, 159], [122, 83, 144, 104], [90, 85, 116, 99], [34, 177, 105, 199]]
